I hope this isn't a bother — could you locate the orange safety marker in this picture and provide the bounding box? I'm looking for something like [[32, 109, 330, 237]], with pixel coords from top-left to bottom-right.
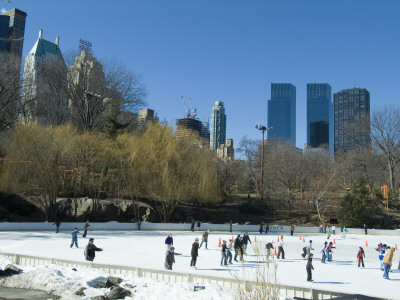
[[365, 240, 368, 247], [277, 236, 280, 242], [254, 235, 257, 242], [333, 238, 336, 244], [218, 237, 221, 247], [395, 243, 397, 250], [274, 246, 277, 256], [303, 236, 305, 243], [299, 234, 302, 240], [232, 236, 234, 241]]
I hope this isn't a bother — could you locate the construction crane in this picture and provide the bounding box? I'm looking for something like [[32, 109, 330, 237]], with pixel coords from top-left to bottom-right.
[[188, 97, 197, 118], [181, 95, 190, 118]]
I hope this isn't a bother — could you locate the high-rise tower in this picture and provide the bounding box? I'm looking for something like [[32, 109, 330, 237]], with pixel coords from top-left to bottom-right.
[[210, 101, 226, 151], [334, 87, 370, 152], [0, 15, 10, 52], [307, 83, 333, 153], [267, 83, 296, 145], [1, 8, 27, 70]]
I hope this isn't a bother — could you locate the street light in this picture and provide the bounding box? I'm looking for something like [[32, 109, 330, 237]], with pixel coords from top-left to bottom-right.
[[255, 125, 273, 204]]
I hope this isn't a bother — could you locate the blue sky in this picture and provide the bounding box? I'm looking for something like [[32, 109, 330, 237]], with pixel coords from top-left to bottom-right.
[[2, 0, 400, 152]]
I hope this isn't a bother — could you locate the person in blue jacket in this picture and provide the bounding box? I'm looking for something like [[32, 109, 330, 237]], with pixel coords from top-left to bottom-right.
[[70, 228, 81, 248], [165, 233, 173, 254]]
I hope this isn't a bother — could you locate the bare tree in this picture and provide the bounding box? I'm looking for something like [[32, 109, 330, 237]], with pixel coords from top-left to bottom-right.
[[370, 106, 400, 189]]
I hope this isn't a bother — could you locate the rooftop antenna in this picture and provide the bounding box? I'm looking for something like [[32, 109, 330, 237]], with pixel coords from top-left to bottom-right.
[[79, 38, 92, 53]]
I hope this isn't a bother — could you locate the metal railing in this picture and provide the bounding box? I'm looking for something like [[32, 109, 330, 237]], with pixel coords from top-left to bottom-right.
[[0, 251, 346, 299]]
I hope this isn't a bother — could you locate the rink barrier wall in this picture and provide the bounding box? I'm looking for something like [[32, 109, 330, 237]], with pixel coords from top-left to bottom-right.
[[0, 222, 399, 236], [0, 251, 347, 299]]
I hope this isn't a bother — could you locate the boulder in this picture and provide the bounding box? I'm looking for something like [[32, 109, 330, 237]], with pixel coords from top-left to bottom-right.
[[91, 296, 106, 300], [105, 277, 123, 288], [75, 287, 87, 296], [106, 286, 131, 300]]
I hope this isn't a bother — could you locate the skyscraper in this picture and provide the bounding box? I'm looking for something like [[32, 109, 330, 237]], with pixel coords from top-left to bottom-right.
[[1, 8, 27, 70], [21, 29, 67, 125], [334, 87, 371, 152], [0, 15, 10, 52], [267, 83, 296, 145], [210, 101, 226, 151], [307, 83, 333, 152]]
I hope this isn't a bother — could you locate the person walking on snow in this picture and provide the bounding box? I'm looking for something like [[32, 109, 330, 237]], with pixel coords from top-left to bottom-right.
[[165, 247, 175, 270], [70, 228, 81, 248], [357, 247, 365, 268], [199, 230, 209, 249], [243, 232, 252, 252], [277, 235, 286, 259], [190, 238, 199, 269], [84, 238, 103, 261], [382, 247, 395, 279], [82, 220, 90, 238], [165, 233, 173, 254], [221, 240, 228, 266], [306, 253, 314, 282]]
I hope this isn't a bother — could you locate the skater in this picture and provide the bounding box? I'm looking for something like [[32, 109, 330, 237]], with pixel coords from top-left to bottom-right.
[[321, 241, 328, 263], [319, 224, 323, 233], [327, 225, 331, 239], [324, 224, 327, 233], [266, 242, 273, 260], [229, 220, 232, 232], [331, 225, 336, 235], [190, 238, 199, 269], [290, 225, 295, 236], [259, 223, 263, 234], [357, 247, 365, 268], [378, 244, 387, 270], [342, 226, 348, 238], [53, 221, 61, 233], [137, 219, 141, 230], [165, 233, 173, 254], [82, 220, 90, 238], [197, 220, 201, 231], [302, 240, 314, 258], [243, 232, 252, 252], [226, 239, 233, 264], [84, 238, 103, 262], [363, 224, 368, 235], [165, 247, 175, 270], [199, 230, 209, 249], [382, 247, 395, 279], [234, 235, 243, 262], [191, 219, 195, 232], [277, 235, 285, 259], [70, 228, 81, 248], [265, 224, 269, 234], [306, 253, 314, 282], [327, 241, 335, 262], [221, 240, 228, 266]]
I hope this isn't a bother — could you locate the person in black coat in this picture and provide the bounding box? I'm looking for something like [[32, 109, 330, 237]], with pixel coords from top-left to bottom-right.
[[306, 253, 314, 282], [165, 247, 175, 270], [259, 223, 263, 234], [190, 238, 199, 269], [191, 219, 195, 232], [84, 238, 103, 261], [243, 232, 252, 252], [221, 240, 228, 266], [233, 235, 241, 262]]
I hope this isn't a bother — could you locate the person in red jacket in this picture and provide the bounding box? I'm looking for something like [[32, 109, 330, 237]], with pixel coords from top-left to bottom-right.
[[357, 247, 365, 268]]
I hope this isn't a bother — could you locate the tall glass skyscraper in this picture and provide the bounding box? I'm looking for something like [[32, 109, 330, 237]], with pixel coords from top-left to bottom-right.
[[267, 83, 296, 145], [1, 8, 27, 70], [0, 15, 10, 52], [307, 83, 333, 153], [334, 87, 371, 153], [210, 101, 226, 151]]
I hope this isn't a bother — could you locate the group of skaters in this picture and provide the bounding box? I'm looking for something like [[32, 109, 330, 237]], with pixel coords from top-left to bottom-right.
[[67, 220, 103, 262], [319, 223, 349, 239], [376, 242, 398, 279]]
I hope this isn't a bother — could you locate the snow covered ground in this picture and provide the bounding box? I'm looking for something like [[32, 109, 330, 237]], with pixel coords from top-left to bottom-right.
[[0, 229, 399, 299]]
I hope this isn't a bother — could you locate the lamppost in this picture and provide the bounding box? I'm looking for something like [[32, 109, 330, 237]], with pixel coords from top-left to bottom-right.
[[255, 125, 273, 203]]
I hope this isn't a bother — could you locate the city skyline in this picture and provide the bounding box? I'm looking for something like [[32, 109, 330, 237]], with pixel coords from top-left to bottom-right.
[[1, 1, 399, 157]]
